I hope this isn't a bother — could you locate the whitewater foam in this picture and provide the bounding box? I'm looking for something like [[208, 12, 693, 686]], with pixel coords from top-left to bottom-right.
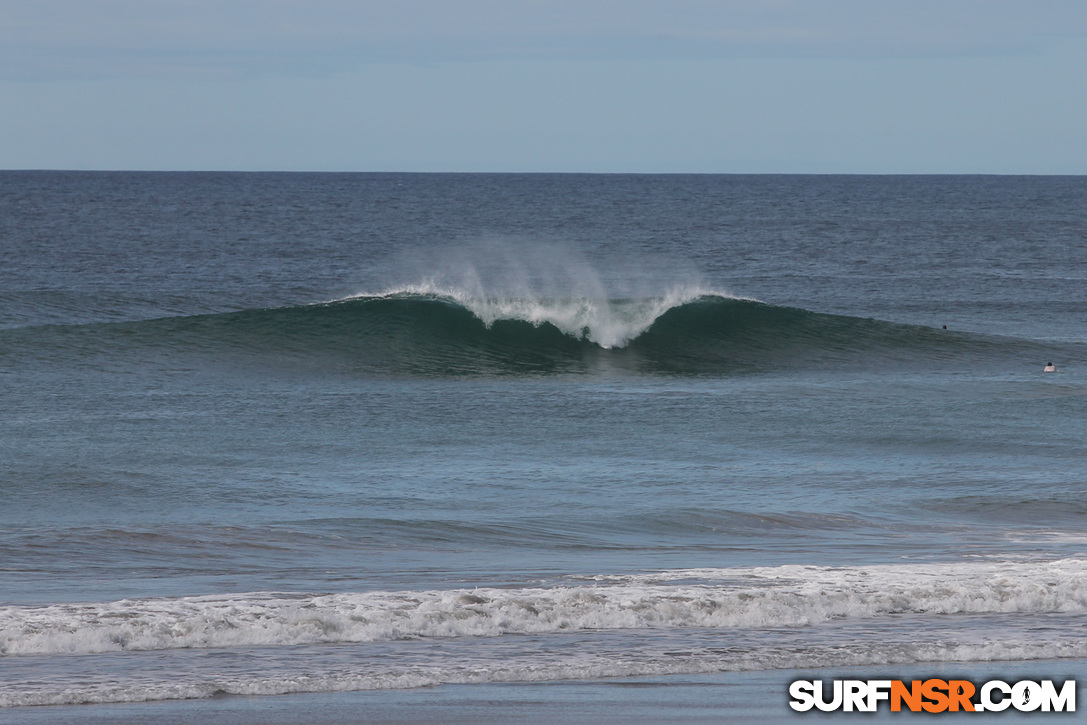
[[4, 559, 1084, 657], [5, 638, 1087, 708]]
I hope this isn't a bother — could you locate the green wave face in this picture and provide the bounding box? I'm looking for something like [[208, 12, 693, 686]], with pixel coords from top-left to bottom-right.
[[3, 293, 1057, 377]]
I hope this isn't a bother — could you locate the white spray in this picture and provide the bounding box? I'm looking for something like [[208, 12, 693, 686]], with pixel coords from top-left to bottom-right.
[[349, 239, 737, 348]]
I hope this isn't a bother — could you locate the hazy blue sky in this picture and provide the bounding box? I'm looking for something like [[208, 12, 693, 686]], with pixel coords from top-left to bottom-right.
[[3, 1, 1085, 172]]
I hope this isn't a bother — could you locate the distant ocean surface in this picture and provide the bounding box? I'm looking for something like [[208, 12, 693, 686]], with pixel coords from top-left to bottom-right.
[[1, 172, 1086, 711]]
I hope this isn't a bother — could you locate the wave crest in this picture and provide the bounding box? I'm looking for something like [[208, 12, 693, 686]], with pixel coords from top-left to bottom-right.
[[345, 284, 728, 349], [5, 289, 1050, 377]]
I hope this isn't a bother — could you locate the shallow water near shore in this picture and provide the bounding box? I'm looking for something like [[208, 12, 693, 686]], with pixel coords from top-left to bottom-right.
[[2, 659, 1082, 724]]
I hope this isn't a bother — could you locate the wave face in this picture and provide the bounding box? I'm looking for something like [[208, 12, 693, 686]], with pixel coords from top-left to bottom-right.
[[364, 284, 714, 349], [6, 288, 1040, 377]]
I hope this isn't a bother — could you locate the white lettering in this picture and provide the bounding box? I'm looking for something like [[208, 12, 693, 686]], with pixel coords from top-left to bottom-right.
[[866, 680, 892, 711], [813, 679, 843, 712], [1013, 680, 1043, 712], [788, 680, 816, 712], [843, 680, 868, 712], [1040, 680, 1076, 712], [980, 681, 1012, 712]]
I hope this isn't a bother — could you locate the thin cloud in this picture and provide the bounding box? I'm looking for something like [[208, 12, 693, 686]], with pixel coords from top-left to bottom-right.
[[2, 0, 1085, 80]]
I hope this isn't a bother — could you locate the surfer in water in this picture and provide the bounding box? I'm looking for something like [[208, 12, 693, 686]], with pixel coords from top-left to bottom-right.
[[1044, 362, 1057, 372]]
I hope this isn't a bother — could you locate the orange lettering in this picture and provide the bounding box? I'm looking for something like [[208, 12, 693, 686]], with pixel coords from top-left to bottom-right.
[[947, 680, 976, 712], [921, 679, 950, 713], [891, 680, 923, 712]]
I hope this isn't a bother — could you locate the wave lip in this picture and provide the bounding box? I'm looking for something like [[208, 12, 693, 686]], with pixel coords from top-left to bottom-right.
[[4, 559, 1085, 657], [343, 283, 728, 349]]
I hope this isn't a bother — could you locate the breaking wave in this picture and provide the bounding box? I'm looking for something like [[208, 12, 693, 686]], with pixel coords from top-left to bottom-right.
[[4, 287, 1048, 377], [4, 559, 1086, 707], [4, 559, 1085, 656]]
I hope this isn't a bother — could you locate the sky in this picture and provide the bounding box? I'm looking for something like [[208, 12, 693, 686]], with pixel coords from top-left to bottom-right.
[[2, 1, 1086, 173]]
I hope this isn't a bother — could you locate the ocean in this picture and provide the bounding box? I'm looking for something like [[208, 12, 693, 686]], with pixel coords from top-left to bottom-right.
[[1, 172, 1085, 721]]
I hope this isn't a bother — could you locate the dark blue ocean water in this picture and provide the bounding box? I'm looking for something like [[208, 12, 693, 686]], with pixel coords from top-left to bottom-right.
[[1, 172, 1086, 708]]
